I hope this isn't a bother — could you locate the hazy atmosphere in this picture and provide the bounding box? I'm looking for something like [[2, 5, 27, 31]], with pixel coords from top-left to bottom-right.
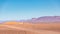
[[0, 0, 60, 34], [0, 0, 60, 21]]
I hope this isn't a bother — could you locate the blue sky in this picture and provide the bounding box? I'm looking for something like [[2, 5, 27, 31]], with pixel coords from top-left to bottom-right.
[[0, 0, 60, 21]]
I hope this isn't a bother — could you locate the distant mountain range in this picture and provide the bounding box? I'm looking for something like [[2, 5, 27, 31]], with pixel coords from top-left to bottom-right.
[[0, 16, 60, 23], [21, 16, 60, 23]]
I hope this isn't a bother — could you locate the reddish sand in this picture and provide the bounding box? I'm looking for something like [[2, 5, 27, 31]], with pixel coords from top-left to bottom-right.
[[0, 21, 60, 34]]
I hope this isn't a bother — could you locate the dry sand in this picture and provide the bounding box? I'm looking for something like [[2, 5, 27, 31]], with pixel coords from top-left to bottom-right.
[[0, 22, 60, 34]]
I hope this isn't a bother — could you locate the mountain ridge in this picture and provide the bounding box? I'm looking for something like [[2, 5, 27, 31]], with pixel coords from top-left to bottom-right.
[[22, 16, 60, 23]]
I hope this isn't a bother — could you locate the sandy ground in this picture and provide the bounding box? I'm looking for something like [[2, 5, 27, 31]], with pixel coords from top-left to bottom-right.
[[0, 24, 60, 34]]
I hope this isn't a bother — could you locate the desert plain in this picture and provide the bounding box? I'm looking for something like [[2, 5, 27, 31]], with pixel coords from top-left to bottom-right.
[[0, 21, 60, 34]]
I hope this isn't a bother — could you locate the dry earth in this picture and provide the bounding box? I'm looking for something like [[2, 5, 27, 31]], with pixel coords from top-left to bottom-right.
[[0, 22, 60, 34]]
